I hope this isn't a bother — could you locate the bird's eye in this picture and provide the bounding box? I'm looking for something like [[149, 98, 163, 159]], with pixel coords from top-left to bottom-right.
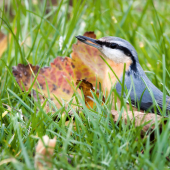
[[110, 43, 117, 49], [126, 53, 131, 56]]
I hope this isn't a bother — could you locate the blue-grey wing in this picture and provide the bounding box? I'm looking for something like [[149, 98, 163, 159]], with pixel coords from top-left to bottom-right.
[[116, 64, 170, 115]]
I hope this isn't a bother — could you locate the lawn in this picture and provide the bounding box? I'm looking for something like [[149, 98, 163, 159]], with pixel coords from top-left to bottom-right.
[[1, 0, 170, 169]]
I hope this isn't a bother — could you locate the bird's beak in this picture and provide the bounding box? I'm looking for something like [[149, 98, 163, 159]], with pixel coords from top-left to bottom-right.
[[75, 35, 101, 49]]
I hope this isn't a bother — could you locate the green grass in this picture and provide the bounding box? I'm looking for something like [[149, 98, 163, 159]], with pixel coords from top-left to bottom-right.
[[1, 0, 170, 169]]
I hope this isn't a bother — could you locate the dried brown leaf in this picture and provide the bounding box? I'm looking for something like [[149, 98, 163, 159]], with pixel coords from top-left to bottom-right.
[[12, 32, 106, 110], [76, 79, 105, 108], [0, 32, 9, 57], [34, 135, 56, 170], [111, 110, 164, 134]]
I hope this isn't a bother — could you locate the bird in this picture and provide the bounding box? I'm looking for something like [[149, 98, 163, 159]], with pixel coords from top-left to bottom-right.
[[75, 35, 170, 115]]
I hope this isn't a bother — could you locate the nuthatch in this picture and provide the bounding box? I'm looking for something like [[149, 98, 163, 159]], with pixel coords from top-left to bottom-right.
[[75, 35, 170, 115]]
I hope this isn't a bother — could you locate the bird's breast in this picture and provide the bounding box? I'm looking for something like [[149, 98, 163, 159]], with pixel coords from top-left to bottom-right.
[[102, 58, 139, 111], [102, 58, 132, 94]]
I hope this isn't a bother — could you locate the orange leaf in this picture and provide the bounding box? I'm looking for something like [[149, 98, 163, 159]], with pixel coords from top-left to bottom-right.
[[12, 32, 106, 109], [72, 32, 105, 86], [111, 110, 166, 138], [35, 135, 56, 169], [0, 32, 10, 57], [13, 59, 76, 109], [76, 79, 105, 108]]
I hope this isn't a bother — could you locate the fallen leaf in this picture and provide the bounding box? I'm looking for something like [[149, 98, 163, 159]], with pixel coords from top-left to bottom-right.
[[0, 32, 9, 57], [72, 32, 105, 85], [34, 135, 56, 170], [76, 79, 105, 108], [111, 110, 165, 137], [12, 32, 106, 109]]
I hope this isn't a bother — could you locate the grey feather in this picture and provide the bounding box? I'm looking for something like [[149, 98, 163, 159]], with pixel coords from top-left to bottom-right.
[[116, 56, 170, 115]]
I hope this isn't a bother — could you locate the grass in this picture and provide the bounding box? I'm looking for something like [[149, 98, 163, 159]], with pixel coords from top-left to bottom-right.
[[1, 0, 170, 169]]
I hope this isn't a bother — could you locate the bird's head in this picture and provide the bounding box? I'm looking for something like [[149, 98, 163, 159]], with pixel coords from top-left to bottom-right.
[[75, 35, 139, 92], [75, 35, 138, 67]]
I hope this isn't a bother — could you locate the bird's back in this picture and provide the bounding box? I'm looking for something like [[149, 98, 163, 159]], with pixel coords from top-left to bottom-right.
[[116, 63, 170, 115]]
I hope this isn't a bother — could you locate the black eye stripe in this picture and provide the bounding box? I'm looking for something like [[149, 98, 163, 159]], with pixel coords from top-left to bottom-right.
[[109, 43, 117, 48], [116, 46, 132, 56], [96, 40, 132, 57], [96, 40, 137, 65]]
